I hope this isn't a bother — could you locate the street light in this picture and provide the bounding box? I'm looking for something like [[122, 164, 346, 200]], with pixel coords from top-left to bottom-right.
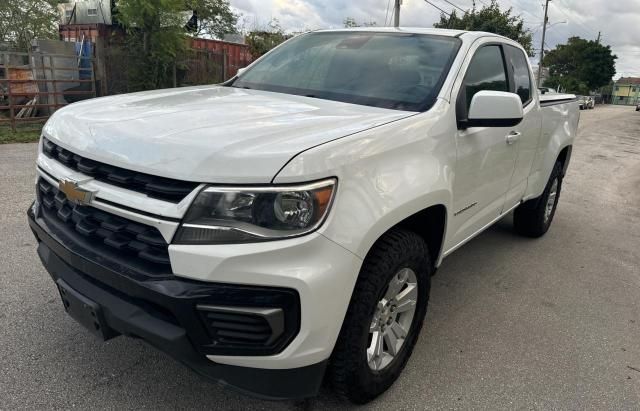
[[548, 20, 567, 29]]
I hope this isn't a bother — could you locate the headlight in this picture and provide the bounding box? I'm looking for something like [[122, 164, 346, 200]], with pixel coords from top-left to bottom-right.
[[173, 178, 336, 244]]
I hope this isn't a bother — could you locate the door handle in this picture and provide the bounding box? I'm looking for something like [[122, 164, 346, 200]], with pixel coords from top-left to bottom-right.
[[506, 131, 521, 145]]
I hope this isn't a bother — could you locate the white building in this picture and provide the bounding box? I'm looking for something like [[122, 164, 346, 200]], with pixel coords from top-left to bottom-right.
[[58, 0, 112, 25]]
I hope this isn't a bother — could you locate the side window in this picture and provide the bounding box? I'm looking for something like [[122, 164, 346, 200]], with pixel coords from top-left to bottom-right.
[[457, 45, 508, 120], [506, 45, 532, 105]]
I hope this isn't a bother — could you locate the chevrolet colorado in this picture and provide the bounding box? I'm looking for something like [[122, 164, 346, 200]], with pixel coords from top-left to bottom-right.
[[28, 28, 579, 404]]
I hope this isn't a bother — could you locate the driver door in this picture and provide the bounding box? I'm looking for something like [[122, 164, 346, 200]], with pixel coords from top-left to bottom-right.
[[447, 43, 520, 249]]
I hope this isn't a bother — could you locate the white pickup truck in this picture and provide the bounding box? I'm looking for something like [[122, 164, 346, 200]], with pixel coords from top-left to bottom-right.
[[28, 28, 579, 403]]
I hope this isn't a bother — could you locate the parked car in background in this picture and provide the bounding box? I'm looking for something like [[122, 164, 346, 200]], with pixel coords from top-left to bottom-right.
[[28, 28, 580, 404], [577, 95, 587, 109], [577, 95, 594, 109], [586, 96, 594, 109]]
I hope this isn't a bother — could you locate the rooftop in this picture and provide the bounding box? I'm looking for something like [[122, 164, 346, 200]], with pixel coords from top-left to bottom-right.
[[615, 77, 640, 85]]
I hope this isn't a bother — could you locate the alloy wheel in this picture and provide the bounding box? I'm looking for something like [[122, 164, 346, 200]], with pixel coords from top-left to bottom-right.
[[367, 268, 418, 371]]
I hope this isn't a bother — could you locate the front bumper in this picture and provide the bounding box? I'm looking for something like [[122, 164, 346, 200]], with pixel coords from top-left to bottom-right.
[[28, 204, 330, 400]]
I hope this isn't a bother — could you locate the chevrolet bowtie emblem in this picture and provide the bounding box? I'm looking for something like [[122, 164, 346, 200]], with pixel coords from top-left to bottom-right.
[[58, 179, 96, 205]]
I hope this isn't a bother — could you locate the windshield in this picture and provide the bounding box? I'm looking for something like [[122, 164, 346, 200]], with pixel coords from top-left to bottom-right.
[[230, 32, 461, 111]]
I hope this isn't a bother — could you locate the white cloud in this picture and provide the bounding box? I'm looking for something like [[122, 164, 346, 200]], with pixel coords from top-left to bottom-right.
[[230, 0, 640, 79]]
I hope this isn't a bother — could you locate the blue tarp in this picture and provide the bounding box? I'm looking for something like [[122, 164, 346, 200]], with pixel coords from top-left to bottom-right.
[[74, 41, 93, 80]]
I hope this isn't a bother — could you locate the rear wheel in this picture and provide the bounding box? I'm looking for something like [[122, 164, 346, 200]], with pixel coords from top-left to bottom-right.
[[328, 228, 431, 404], [513, 161, 563, 237]]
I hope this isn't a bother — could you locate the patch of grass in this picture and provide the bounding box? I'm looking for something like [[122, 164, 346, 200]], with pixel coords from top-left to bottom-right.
[[0, 125, 42, 144]]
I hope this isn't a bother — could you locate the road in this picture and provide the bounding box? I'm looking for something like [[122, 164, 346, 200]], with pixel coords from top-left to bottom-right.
[[1, 105, 639, 410]]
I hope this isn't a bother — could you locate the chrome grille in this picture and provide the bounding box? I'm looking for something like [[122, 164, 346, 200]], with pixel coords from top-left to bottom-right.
[[42, 138, 198, 202]]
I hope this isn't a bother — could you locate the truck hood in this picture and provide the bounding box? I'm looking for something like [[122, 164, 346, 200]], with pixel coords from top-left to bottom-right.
[[43, 85, 412, 183]]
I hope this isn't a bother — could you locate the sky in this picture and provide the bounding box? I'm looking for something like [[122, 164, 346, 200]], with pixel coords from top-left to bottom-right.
[[229, 0, 640, 79]]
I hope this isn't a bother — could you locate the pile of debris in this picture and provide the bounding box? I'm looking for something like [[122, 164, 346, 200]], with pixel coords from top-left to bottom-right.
[[0, 63, 40, 121]]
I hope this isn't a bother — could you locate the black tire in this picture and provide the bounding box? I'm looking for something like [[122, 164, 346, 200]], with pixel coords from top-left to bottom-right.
[[328, 228, 432, 404], [513, 161, 563, 238]]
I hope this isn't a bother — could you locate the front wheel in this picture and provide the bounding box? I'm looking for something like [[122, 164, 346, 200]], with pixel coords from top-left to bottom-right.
[[328, 228, 431, 404], [513, 161, 563, 237]]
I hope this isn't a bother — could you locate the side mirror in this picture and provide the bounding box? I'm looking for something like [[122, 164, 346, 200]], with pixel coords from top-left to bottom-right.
[[236, 67, 247, 77], [463, 90, 524, 128]]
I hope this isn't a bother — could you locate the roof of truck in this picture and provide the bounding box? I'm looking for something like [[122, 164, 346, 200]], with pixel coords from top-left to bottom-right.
[[314, 27, 510, 41]]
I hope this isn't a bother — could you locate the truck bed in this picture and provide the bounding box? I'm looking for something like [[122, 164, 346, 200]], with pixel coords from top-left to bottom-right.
[[539, 93, 577, 107]]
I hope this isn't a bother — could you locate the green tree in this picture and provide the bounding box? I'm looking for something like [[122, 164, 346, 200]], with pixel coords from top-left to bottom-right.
[[244, 19, 291, 59], [0, 0, 59, 51], [245, 30, 288, 59], [116, 0, 187, 90], [343, 17, 359, 28], [433, 0, 533, 56], [542, 36, 616, 94], [343, 17, 377, 28], [115, 0, 236, 91], [184, 0, 237, 39]]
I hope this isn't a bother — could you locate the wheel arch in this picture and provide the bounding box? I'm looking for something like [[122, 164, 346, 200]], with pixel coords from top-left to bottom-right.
[[363, 204, 448, 269], [557, 144, 572, 177]]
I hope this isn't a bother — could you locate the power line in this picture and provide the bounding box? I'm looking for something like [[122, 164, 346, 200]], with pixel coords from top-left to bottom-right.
[[499, 0, 542, 21], [464, 0, 490, 7], [530, 24, 543, 37], [551, 0, 600, 40], [423, 0, 453, 17], [555, 0, 596, 30], [440, 0, 468, 13]]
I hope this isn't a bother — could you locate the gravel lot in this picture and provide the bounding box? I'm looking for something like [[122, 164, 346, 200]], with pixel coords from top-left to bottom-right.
[[1, 105, 639, 410]]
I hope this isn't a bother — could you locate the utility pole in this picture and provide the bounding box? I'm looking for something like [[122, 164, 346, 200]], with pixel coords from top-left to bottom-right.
[[596, 31, 601, 43], [394, 0, 401, 27], [537, 0, 551, 87]]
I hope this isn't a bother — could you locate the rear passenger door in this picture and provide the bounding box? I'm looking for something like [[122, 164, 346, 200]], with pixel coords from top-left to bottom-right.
[[448, 42, 519, 249], [502, 45, 542, 209]]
